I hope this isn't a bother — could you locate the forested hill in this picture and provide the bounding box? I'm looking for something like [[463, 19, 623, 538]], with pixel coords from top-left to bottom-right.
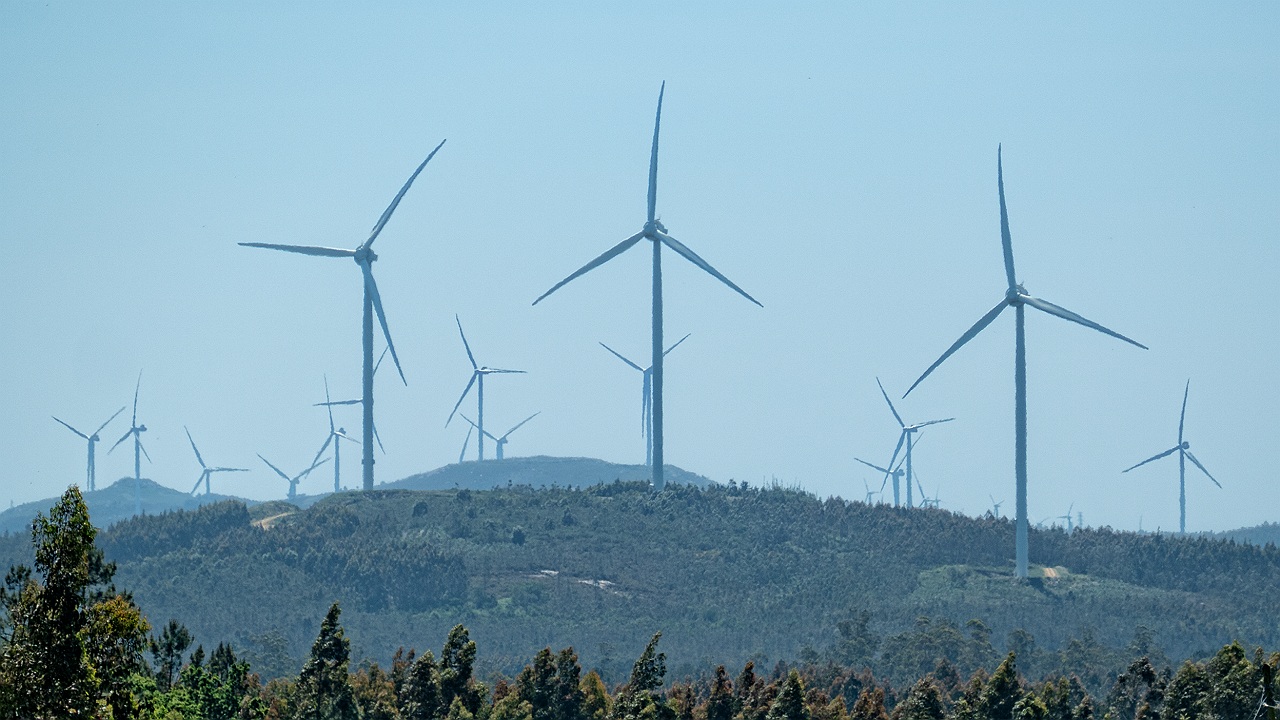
[[3, 481, 1275, 685]]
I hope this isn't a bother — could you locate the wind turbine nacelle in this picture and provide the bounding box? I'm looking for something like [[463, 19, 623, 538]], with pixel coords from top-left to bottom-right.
[[1180, 441, 1190, 450], [354, 247, 377, 264], [137, 425, 148, 433]]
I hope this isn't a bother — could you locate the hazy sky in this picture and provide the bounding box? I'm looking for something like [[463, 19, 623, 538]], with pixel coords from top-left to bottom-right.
[[2, 4, 1276, 533]]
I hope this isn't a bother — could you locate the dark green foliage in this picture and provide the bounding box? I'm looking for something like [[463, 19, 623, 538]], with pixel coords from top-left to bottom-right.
[[401, 649, 442, 720], [766, 671, 809, 720], [891, 679, 944, 720], [294, 601, 360, 719], [706, 665, 734, 720], [151, 617, 193, 691], [979, 653, 1024, 720], [848, 686, 889, 720]]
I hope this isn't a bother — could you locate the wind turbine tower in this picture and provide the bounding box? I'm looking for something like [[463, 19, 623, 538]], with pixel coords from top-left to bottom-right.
[[312, 376, 361, 493], [108, 371, 151, 514], [1123, 380, 1221, 534], [853, 455, 906, 506], [258, 454, 329, 502], [875, 377, 952, 509], [533, 83, 761, 491], [241, 141, 444, 490], [447, 316, 526, 461], [600, 333, 690, 466], [461, 412, 540, 461], [52, 406, 125, 491], [903, 148, 1147, 578]]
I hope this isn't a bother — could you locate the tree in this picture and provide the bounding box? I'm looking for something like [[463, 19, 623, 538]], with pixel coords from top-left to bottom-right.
[[979, 653, 1023, 720], [891, 679, 944, 720], [764, 671, 809, 720], [151, 618, 194, 691], [848, 687, 888, 720], [705, 665, 734, 720], [293, 601, 359, 720], [610, 633, 671, 720], [402, 649, 442, 720], [441, 624, 484, 715]]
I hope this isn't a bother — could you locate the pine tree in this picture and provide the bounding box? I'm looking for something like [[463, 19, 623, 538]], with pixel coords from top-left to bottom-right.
[[402, 649, 443, 720], [765, 671, 809, 720], [706, 665, 735, 720], [151, 618, 193, 691], [294, 601, 359, 720], [892, 679, 944, 720], [979, 653, 1023, 720], [848, 687, 888, 720], [441, 624, 483, 714]]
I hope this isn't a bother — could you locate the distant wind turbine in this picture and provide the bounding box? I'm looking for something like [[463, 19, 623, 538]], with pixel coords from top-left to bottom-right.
[[875, 377, 952, 509], [258, 454, 329, 502], [600, 333, 690, 466], [184, 427, 248, 496], [460, 412, 540, 461], [52, 405, 125, 491], [241, 141, 444, 491], [903, 147, 1147, 578], [311, 375, 362, 493], [1055, 503, 1076, 532], [860, 479, 882, 505], [316, 348, 389, 455], [458, 425, 474, 464], [108, 371, 150, 514], [532, 83, 762, 491], [446, 316, 525, 461], [852, 454, 906, 506], [990, 495, 1004, 518], [1123, 380, 1221, 534]]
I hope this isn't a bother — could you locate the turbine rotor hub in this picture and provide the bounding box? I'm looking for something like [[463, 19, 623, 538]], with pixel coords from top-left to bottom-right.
[[354, 247, 377, 264], [1181, 441, 1190, 450], [642, 220, 667, 236]]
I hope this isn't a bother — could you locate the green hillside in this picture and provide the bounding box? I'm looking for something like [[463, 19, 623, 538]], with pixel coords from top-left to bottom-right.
[[4, 479, 1276, 686], [0, 477, 255, 535]]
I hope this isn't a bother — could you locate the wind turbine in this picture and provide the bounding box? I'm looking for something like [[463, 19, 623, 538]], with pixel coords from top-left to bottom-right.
[[52, 406, 125, 491], [600, 333, 690, 466], [311, 375, 361, 493], [1055, 503, 1075, 532], [860, 479, 882, 505], [184, 428, 248, 496], [240, 141, 444, 491], [258, 454, 329, 502], [875, 377, 953, 509], [461, 412, 540, 461], [990, 496, 1004, 518], [458, 425, 474, 464], [532, 83, 762, 491], [446, 316, 525, 461], [852, 454, 906, 506], [108, 371, 150, 515], [316, 348, 389, 455], [903, 147, 1147, 578], [1123, 380, 1221, 534]]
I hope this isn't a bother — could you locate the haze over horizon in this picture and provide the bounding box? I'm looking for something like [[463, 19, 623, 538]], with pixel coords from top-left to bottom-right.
[[2, 4, 1276, 533]]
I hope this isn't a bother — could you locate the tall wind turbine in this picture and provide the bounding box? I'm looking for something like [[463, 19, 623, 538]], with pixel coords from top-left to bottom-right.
[[311, 375, 361, 493], [1123, 380, 1221, 534], [52, 406, 125, 491], [532, 83, 762, 491], [184, 427, 248, 496], [316, 348, 389, 455], [852, 455, 906, 506], [258, 454, 329, 502], [875, 377, 953, 509], [600, 333, 690, 465], [108, 371, 150, 514], [461, 412, 540, 461], [241, 141, 444, 491], [446, 316, 525, 461], [903, 147, 1147, 578]]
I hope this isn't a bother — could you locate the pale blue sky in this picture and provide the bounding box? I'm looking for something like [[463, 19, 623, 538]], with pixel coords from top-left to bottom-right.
[[2, 3, 1276, 532]]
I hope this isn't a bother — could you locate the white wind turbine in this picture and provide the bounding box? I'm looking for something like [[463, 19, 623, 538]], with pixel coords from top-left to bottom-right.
[[108, 371, 150, 514], [903, 147, 1147, 578], [533, 83, 761, 491], [460, 412, 540, 461], [52, 405, 125, 492], [258, 454, 329, 502], [1123, 380, 1221, 534], [600, 333, 690, 466], [184, 427, 249, 496], [446, 316, 525, 461], [990, 495, 1004, 518], [241, 141, 444, 491], [311, 375, 362, 493], [852, 454, 906, 506], [875, 377, 953, 509]]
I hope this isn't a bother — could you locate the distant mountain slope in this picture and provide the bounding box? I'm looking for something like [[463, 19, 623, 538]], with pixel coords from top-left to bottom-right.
[[386, 455, 710, 491], [0, 477, 254, 534], [1207, 521, 1280, 546], [10, 480, 1271, 685]]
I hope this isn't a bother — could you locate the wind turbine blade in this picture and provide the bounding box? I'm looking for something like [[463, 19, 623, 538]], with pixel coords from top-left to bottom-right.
[[853, 457, 890, 474], [258, 454, 292, 482], [913, 417, 955, 429], [501, 412, 541, 440], [93, 406, 127, 436], [299, 456, 330, 480], [1122, 445, 1181, 473], [655, 231, 762, 307], [484, 368, 526, 374], [532, 233, 645, 305], [876, 377, 905, 428], [461, 414, 496, 441], [191, 473, 205, 495], [238, 242, 355, 258], [600, 342, 644, 372], [663, 333, 691, 356], [648, 82, 664, 223], [138, 440, 152, 464], [374, 347, 389, 376], [1184, 451, 1221, 488], [363, 139, 446, 250], [1179, 379, 1190, 444], [373, 422, 385, 455], [184, 427, 207, 469], [455, 315, 478, 370], [323, 375, 335, 433], [311, 434, 334, 469], [333, 430, 362, 444], [997, 145, 1018, 291], [52, 416, 88, 440], [1020, 294, 1148, 349], [641, 371, 651, 437], [903, 297, 1008, 397], [884, 432, 906, 482], [315, 399, 362, 406], [213, 467, 249, 473], [109, 429, 132, 453], [459, 425, 472, 464], [363, 265, 406, 385], [132, 370, 142, 426], [446, 373, 478, 426]]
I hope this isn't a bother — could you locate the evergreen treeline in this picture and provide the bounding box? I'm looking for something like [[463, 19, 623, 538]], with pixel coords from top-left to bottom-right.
[[2, 487, 1278, 719]]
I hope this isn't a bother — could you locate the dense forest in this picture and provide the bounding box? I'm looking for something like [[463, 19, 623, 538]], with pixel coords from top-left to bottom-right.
[[2, 487, 1278, 719]]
